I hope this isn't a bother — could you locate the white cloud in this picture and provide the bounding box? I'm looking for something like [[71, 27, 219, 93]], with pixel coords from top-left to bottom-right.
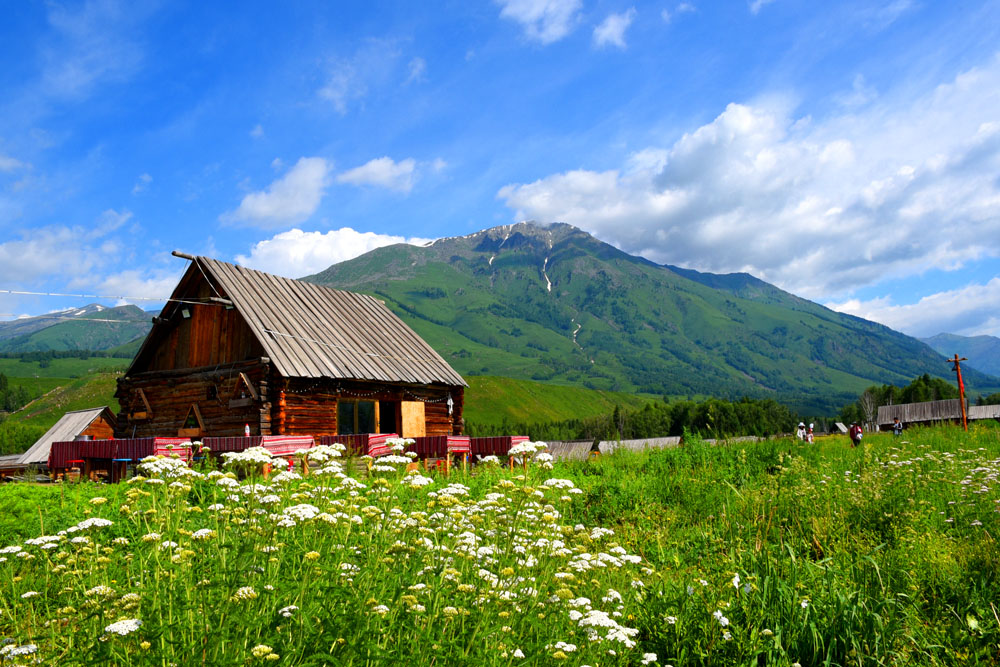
[[498, 55, 1000, 301], [406, 57, 427, 84], [222, 157, 331, 227], [337, 156, 417, 193], [827, 278, 1000, 338], [662, 3, 695, 23], [319, 62, 365, 115], [132, 172, 152, 195], [749, 0, 776, 14], [0, 226, 100, 284], [317, 40, 401, 114], [236, 228, 434, 278], [0, 154, 27, 172], [836, 74, 877, 108], [593, 8, 637, 49], [0, 209, 132, 286], [497, 0, 582, 44], [250, 124, 264, 138], [92, 269, 184, 305], [41, 1, 149, 99]]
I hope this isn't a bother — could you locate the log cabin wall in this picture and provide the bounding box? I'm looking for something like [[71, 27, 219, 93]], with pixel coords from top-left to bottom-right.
[[80, 416, 116, 440], [275, 378, 464, 438], [142, 303, 263, 371], [131, 274, 264, 374], [115, 360, 270, 438]]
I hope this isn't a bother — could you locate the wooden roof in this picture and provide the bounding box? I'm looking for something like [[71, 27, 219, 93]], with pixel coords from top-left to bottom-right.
[[17, 407, 116, 466], [968, 404, 1000, 420], [877, 399, 965, 426], [136, 257, 466, 386]]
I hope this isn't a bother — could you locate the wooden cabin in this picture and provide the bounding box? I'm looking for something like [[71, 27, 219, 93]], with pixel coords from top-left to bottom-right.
[[114, 256, 467, 439], [16, 406, 117, 470]]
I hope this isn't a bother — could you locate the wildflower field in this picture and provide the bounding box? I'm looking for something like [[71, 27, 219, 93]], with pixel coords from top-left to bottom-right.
[[2, 424, 999, 666]]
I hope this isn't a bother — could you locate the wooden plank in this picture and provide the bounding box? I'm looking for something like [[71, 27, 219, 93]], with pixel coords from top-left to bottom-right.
[[401, 401, 426, 438]]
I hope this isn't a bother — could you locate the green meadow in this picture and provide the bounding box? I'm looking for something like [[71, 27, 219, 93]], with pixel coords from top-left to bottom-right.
[[2, 424, 998, 665]]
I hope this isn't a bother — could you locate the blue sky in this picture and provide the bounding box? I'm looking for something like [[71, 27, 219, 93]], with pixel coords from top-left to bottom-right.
[[1, 0, 999, 338]]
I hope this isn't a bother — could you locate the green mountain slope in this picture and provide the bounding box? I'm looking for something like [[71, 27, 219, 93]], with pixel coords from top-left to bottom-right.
[[921, 333, 1000, 377], [306, 222, 999, 414], [464, 376, 654, 426], [0, 305, 151, 354]]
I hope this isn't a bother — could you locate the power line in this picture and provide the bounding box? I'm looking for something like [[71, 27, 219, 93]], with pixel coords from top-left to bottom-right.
[[0, 289, 225, 308], [0, 314, 149, 324]]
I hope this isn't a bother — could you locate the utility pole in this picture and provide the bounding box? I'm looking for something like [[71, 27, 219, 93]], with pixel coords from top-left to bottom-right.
[[948, 354, 968, 432]]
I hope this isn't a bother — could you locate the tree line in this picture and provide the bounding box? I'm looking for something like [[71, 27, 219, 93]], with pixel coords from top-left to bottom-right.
[[839, 373, 1000, 428], [466, 396, 799, 442], [0, 349, 134, 363], [0, 373, 33, 413]]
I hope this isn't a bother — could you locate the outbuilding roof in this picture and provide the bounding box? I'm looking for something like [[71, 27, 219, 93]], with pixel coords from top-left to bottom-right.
[[17, 406, 116, 466]]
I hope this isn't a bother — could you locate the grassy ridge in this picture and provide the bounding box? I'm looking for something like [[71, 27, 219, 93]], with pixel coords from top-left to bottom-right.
[[0, 357, 128, 379], [9, 373, 121, 429], [464, 375, 654, 425]]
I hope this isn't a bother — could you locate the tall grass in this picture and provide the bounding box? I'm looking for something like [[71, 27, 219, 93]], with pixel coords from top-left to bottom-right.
[[2, 425, 999, 665]]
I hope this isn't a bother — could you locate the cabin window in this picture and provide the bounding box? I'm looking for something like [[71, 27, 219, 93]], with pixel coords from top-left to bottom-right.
[[380, 400, 399, 434], [338, 400, 376, 435], [178, 404, 205, 437]]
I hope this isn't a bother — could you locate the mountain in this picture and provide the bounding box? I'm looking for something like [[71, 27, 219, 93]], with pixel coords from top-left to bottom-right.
[[921, 333, 1000, 377], [0, 304, 152, 354], [305, 222, 1000, 414]]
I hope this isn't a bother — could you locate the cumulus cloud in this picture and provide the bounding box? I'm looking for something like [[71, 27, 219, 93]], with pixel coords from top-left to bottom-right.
[[498, 55, 1000, 301], [593, 8, 637, 49], [828, 278, 1000, 338], [497, 0, 582, 44], [222, 157, 331, 227], [236, 227, 434, 278], [0, 209, 132, 286], [337, 156, 418, 193], [0, 226, 102, 284], [91, 269, 184, 305]]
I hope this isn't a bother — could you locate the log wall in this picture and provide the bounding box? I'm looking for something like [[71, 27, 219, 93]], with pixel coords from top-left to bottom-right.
[[117, 360, 465, 439], [276, 378, 464, 438], [115, 360, 271, 438], [133, 278, 264, 373]]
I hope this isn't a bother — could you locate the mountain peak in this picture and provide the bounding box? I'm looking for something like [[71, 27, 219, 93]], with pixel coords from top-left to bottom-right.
[[305, 221, 1000, 413]]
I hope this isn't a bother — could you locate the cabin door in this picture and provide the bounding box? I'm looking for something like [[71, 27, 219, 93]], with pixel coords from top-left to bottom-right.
[[400, 401, 425, 438]]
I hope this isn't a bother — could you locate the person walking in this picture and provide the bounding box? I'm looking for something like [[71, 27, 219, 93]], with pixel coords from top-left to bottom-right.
[[806, 423, 815, 444], [849, 422, 863, 447], [797, 422, 806, 441], [892, 417, 903, 436]]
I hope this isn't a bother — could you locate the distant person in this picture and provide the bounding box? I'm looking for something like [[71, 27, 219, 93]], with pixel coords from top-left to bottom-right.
[[849, 422, 863, 447], [807, 423, 815, 444], [796, 422, 806, 441], [892, 417, 903, 436]]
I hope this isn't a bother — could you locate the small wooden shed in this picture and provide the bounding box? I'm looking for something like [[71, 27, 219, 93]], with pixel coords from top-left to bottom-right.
[[877, 399, 966, 430], [17, 406, 117, 469], [114, 256, 467, 439]]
